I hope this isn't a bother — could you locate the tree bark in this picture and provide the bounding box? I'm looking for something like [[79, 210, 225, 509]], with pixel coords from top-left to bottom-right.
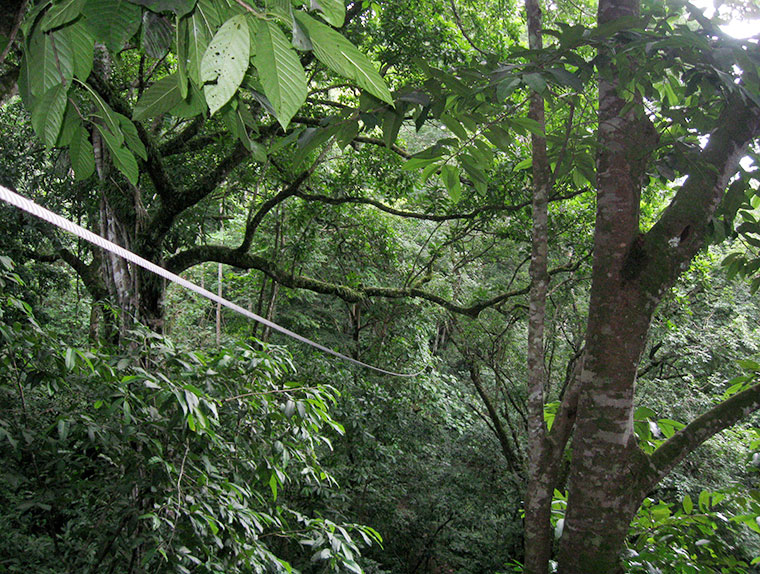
[[522, 0, 555, 571], [552, 0, 760, 570]]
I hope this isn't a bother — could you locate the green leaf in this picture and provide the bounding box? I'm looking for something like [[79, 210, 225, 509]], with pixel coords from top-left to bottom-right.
[[129, 0, 197, 16], [382, 109, 403, 148], [116, 113, 147, 160], [133, 73, 185, 120], [64, 347, 76, 370], [683, 494, 693, 514], [634, 406, 656, 420], [27, 27, 74, 96], [483, 126, 514, 152], [79, 81, 122, 144], [65, 20, 95, 80], [547, 68, 583, 91], [254, 20, 308, 129], [70, 122, 95, 179], [295, 12, 392, 104], [440, 164, 461, 202], [82, 0, 141, 52], [180, 0, 221, 85], [269, 472, 278, 501], [41, 0, 87, 31], [56, 102, 79, 146], [441, 113, 467, 140], [223, 104, 266, 160], [294, 124, 340, 168], [170, 80, 207, 117], [96, 124, 139, 185], [32, 84, 69, 148], [312, 0, 345, 27], [738, 359, 760, 372], [509, 117, 544, 137], [142, 12, 173, 58], [523, 72, 546, 94], [201, 14, 250, 116]]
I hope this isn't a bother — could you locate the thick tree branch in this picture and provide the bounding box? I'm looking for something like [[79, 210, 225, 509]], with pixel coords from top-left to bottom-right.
[[239, 170, 311, 252], [158, 117, 206, 156], [643, 381, 760, 490], [167, 244, 582, 317], [642, 97, 760, 297], [147, 142, 250, 243]]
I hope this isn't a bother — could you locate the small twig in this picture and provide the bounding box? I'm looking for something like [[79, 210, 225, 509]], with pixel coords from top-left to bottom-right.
[[175, 443, 189, 512], [0, 0, 28, 66], [233, 0, 265, 17], [449, 0, 489, 57], [223, 386, 321, 402]]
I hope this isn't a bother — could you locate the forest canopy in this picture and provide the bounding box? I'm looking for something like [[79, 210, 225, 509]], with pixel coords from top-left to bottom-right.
[[2, 0, 760, 573]]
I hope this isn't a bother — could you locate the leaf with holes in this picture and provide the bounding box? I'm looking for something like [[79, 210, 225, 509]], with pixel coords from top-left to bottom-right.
[[32, 84, 69, 148], [201, 14, 250, 115], [133, 73, 185, 120], [294, 12, 392, 104], [254, 20, 307, 129]]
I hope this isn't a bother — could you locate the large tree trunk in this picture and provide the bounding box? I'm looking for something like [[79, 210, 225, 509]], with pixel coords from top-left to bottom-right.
[[556, 0, 656, 568], [548, 0, 760, 570]]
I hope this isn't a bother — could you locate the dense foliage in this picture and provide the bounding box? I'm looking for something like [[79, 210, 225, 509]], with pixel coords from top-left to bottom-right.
[[4, 0, 760, 572]]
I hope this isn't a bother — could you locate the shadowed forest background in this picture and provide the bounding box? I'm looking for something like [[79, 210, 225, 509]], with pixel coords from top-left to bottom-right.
[[3, 0, 760, 572]]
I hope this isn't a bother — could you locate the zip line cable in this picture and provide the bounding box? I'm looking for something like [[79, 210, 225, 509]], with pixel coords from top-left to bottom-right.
[[0, 184, 422, 378]]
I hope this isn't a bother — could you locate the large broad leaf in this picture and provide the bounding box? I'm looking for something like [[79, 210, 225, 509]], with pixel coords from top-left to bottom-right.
[[311, 0, 345, 27], [64, 20, 95, 80], [254, 20, 307, 129], [142, 12, 173, 58], [83, 0, 141, 52], [40, 0, 87, 31], [440, 164, 461, 203], [69, 122, 95, 180], [96, 124, 139, 185], [116, 113, 147, 160], [133, 73, 185, 120], [56, 104, 80, 146], [294, 12, 392, 104], [27, 28, 74, 96], [181, 0, 221, 85], [200, 14, 250, 115], [129, 0, 197, 16], [31, 84, 69, 148], [171, 80, 208, 117], [79, 81, 123, 145]]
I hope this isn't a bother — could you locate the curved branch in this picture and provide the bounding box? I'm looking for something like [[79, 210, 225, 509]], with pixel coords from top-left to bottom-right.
[[158, 117, 206, 157], [643, 381, 760, 491], [642, 97, 760, 298], [239, 170, 311, 252], [166, 244, 583, 317], [294, 191, 528, 221]]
